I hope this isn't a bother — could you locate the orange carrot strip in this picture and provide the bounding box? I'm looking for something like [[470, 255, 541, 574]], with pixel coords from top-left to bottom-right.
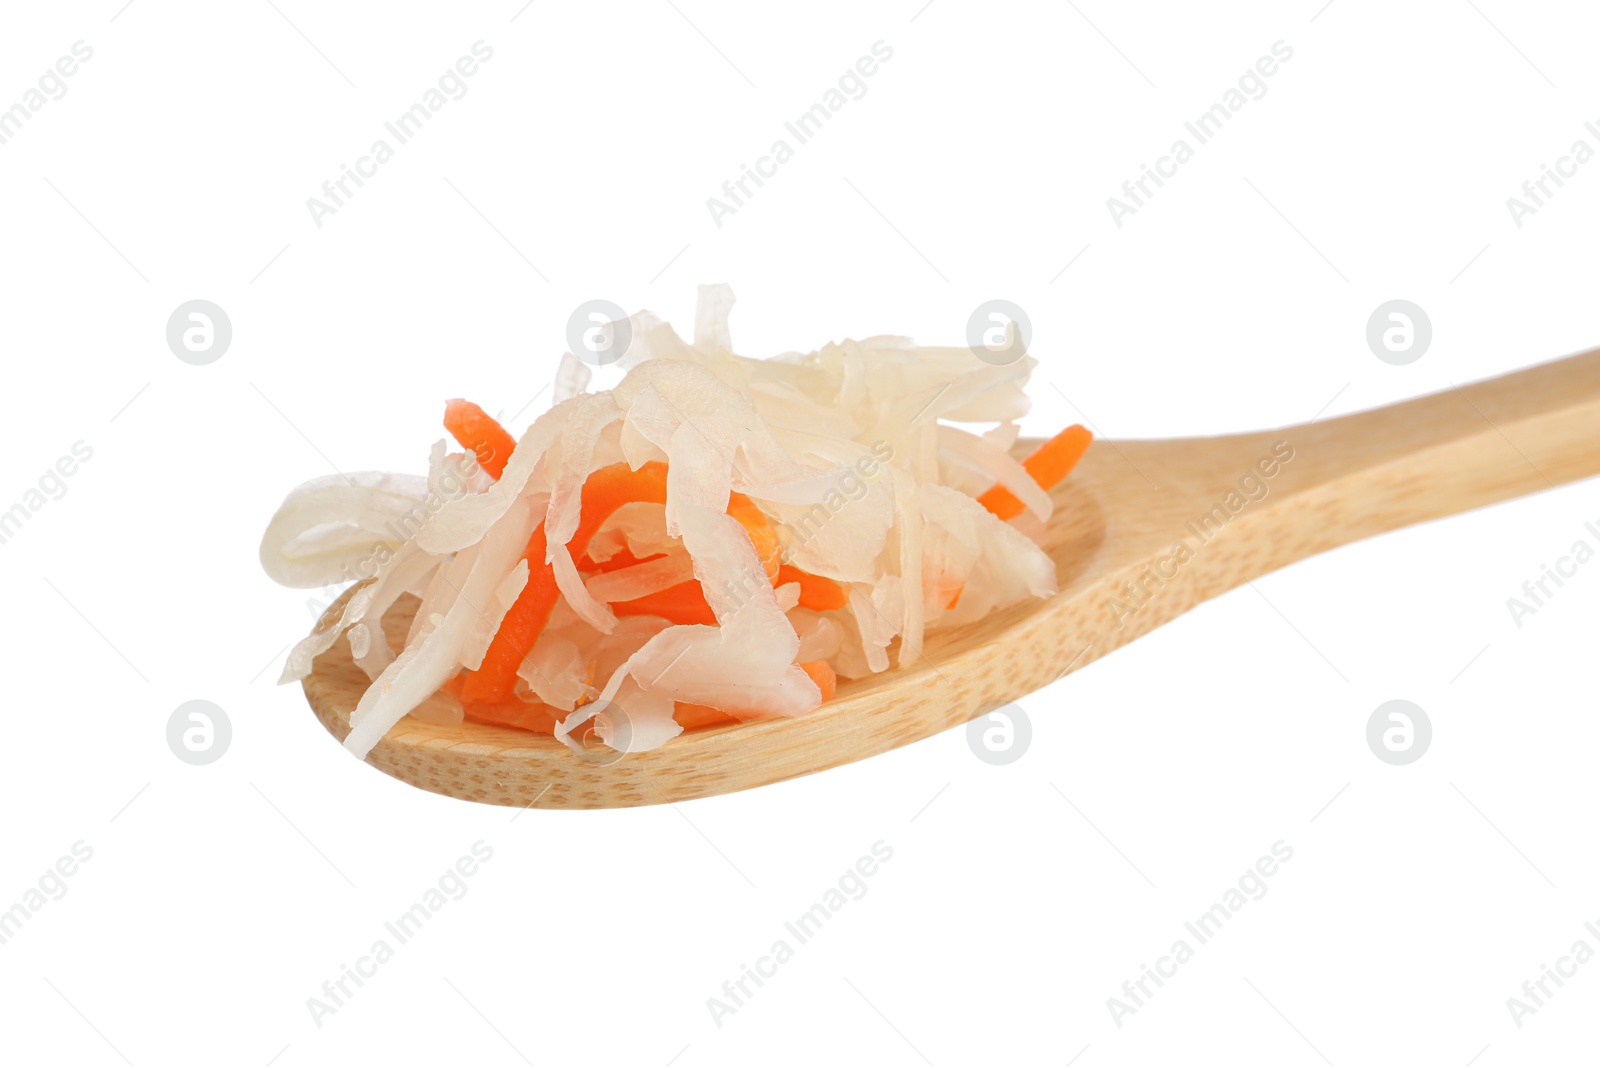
[[463, 464, 671, 705], [612, 558, 839, 628], [613, 584, 718, 626], [672, 659, 837, 731], [776, 565, 848, 611], [726, 492, 781, 580], [977, 424, 1093, 521], [440, 672, 559, 734], [1022, 424, 1095, 488], [800, 659, 836, 702], [567, 462, 775, 579], [577, 547, 664, 574], [462, 462, 785, 707], [673, 702, 739, 729], [570, 462, 671, 544], [583, 474, 779, 627], [444, 399, 517, 480], [462, 699, 563, 735], [931, 579, 963, 611], [460, 522, 559, 705]]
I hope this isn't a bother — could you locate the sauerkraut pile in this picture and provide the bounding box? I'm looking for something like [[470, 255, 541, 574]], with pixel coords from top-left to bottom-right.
[[261, 286, 1091, 760]]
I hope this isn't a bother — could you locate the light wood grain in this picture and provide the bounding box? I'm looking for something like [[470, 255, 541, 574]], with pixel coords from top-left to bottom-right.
[[304, 348, 1600, 807]]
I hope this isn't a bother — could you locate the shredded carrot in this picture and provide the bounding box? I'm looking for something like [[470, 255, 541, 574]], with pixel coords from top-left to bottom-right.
[[576, 547, 663, 573], [611, 562, 843, 626], [612, 565, 846, 625], [444, 399, 517, 480], [462, 698, 563, 734], [570, 462, 670, 543], [461, 461, 788, 706], [570, 468, 783, 628], [776, 565, 848, 611], [673, 702, 739, 729], [799, 659, 836, 702], [440, 672, 559, 734], [672, 659, 837, 731], [449, 405, 912, 714], [1022, 424, 1095, 489], [613, 583, 718, 626], [460, 523, 559, 705], [608, 557, 842, 627], [464, 464, 670, 705], [726, 492, 781, 580], [931, 579, 964, 611], [572, 480, 774, 576], [977, 424, 1093, 521]]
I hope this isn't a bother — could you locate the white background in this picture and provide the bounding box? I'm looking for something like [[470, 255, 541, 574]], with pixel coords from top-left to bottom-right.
[[1, 1, 1597, 1064]]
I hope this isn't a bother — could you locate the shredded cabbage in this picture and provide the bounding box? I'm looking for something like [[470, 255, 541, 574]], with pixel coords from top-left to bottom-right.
[[261, 285, 1062, 760]]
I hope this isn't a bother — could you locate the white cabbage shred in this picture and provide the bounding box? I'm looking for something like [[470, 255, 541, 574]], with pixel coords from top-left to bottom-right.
[[261, 285, 1063, 760]]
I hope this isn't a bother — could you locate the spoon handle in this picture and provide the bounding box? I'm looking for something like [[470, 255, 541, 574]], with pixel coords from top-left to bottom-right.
[[1057, 347, 1600, 677], [1258, 347, 1600, 554]]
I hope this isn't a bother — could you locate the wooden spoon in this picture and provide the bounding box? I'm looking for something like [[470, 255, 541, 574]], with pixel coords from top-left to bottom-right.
[[304, 349, 1600, 808]]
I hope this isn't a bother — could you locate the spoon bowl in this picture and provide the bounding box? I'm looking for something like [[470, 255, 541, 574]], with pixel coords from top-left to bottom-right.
[[304, 348, 1600, 807]]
